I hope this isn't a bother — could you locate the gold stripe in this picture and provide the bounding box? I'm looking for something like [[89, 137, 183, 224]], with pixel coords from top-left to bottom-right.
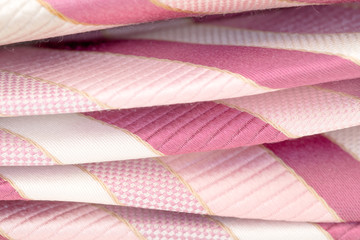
[[76, 165, 123, 205], [0, 173, 29, 199], [0, 128, 62, 165], [77, 113, 164, 156], [261, 146, 344, 222], [36, 0, 93, 25], [93, 204, 146, 240], [215, 100, 298, 138], [0, 69, 111, 110], [154, 157, 214, 215], [322, 134, 360, 162], [313, 223, 334, 240], [42, 47, 273, 92], [0, 227, 14, 240], [149, 0, 202, 14], [207, 216, 240, 240]]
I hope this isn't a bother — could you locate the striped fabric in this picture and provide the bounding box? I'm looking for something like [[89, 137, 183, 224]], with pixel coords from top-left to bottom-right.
[[1, 1, 360, 239]]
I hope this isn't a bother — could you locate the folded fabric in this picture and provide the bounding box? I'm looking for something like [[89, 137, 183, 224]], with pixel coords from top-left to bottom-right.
[[1, 1, 360, 240]]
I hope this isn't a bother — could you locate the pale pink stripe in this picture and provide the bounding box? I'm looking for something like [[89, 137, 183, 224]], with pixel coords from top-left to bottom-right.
[[0, 46, 268, 112], [317, 78, 360, 98], [0, 177, 23, 200], [43, 0, 189, 24], [265, 135, 360, 221], [206, 4, 360, 33], [319, 223, 360, 240], [84, 102, 288, 155], [81, 159, 206, 214], [0, 129, 53, 166], [0, 201, 139, 240], [75, 39, 360, 89], [0, 70, 101, 116], [105, 205, 232, 240], [222, 85, 360, 137], [163, 147, 334, 222]]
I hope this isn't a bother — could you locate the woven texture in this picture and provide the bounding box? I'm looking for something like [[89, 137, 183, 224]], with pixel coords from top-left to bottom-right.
[[1, 1, 360, 240]]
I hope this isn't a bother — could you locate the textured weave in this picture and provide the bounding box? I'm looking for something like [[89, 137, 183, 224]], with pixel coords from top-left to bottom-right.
[[0, 1, 360, 239]]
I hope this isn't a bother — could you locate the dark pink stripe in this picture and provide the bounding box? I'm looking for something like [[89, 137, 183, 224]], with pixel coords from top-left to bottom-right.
[[0, 235, 8, 240], [43, 0, 189, 25], [317, 78, 360, 98], [204, 5, 360, 33], [84, 102, 288, 155], [0, 177, 24, 201], [265, 135, 360, 221], [319, 223, 360, 240], [68, 39, 360, 89]]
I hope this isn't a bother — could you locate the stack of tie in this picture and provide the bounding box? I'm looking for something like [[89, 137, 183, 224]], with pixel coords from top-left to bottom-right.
[[0, 1, 360, 239]]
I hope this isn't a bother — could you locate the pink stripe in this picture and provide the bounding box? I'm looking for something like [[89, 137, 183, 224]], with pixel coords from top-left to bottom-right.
[[73, 39, 360, 88], [163, 147, 334, 221], [319, 223, 360, 240], [84, 102, 288, 155], [204, 5, 360, 33], [317, 78, 360, 98], [0, 177, 24, 200], [105, 205, 232, 240], [43, 0, 189, 25], [81, 159, 206, 214], [265, 135, 360, 221]]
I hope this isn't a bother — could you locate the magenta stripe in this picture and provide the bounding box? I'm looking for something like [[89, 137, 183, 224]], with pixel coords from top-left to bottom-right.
[[205, 5, 360, 33], [0, 178, 24, 201], [84, 102, 288, 155], [42, 0, 189, 25], [265, 135, 360, 221], [66, 39, 360, 89], [0, 235, 8, 240], [319, 223, 360, 240]]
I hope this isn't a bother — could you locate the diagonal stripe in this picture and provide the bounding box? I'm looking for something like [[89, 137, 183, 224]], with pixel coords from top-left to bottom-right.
[[0, 113, 160, 164], [93, 205, 146, 240], [84, 102, 288, 156], [265, 134, 360, 221], [80, 39, 360, 89], [216, 100, 297, 138], [0, 47, 271, 113], [0, 165, 117, 204], [323, 126, 360, 162], [127, 23, 360, 66], [37, 0, 87, 25], [0, 177, 24, 200], [221, 85, 360, 137], [76, 166, 122, 205], [163, 147, 335, 222], [262, 145, 342, 222], [1, 69, 109, 110], [155, 157, 213, 214], [215, 217, 331, 240], [0, 128, 61, 164]]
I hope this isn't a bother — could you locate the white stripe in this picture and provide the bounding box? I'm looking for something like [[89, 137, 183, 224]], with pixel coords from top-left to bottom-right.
[[324, 126, 360, 161], [215, 217, 330, 240], [0, 0, 111, 46], [126, 24, 360, 64], [0, 114, 160, 164], [0, 165, 115, 204]]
